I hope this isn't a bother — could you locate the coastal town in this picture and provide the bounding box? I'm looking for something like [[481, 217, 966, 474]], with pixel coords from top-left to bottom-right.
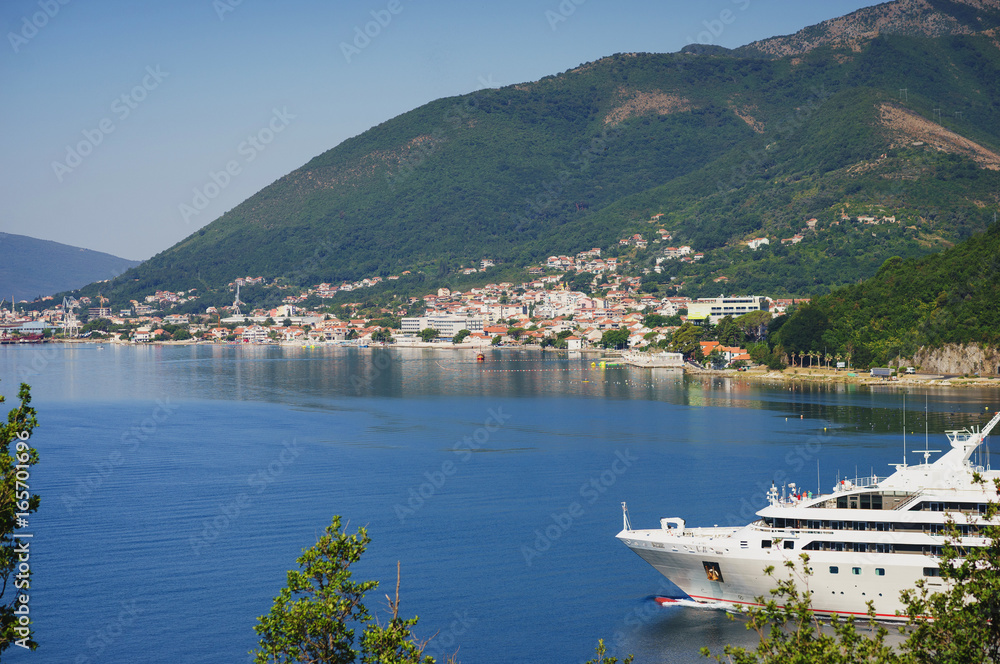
[[1, 217, 864, 368]]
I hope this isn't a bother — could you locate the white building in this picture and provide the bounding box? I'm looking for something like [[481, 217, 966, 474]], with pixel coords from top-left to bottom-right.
[[400, 316, 485, 338], [687, 296, 768, 324]]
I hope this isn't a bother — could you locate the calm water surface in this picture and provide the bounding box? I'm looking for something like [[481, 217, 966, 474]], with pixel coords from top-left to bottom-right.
[[1, 344, 996, 663]]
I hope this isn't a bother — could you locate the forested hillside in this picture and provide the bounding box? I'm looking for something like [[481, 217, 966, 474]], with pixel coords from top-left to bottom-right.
[[773, 217, 1000, 368], [65, 0, 1000, 308]]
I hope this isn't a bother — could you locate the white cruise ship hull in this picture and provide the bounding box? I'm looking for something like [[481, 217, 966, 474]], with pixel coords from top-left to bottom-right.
[[618, 410, 1000, 620], [617, 526, 940, 619]]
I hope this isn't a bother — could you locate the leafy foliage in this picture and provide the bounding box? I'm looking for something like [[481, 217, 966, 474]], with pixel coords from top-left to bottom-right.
[[702, 555, 900, 664], [898, 474, 1000, 663], [779, 219, 1000, 367], [707, 473, 1000, 664], [599, 329, 629, 349], [0, 383, 39, 654], [252, 516, 433, 664]]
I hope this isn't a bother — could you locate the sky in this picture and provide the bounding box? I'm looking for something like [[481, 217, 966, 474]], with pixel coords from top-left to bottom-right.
[[0, 0, 879, 261]]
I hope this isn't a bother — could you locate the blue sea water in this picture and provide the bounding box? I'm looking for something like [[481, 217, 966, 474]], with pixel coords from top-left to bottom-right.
[[0, 344, 995, 663]]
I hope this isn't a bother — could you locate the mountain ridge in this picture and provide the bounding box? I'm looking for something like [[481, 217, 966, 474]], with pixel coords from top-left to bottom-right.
[[60, 0, 1000, 309], [0, 233, 140, 303]]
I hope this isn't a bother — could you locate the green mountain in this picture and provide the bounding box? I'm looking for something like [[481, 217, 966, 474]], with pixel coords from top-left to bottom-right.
[[78, 0, 1000, 306], [772, 216, 1000, 370], [0, 233, 139, 303]]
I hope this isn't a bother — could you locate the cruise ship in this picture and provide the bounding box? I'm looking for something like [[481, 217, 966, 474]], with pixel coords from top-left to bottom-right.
[[617, 410, 1000, 619]]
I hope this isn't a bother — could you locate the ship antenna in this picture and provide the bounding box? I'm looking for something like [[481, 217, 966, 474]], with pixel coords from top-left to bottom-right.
[[925, 396, 929, 456], [902, 393, 907, 468], [817, 458, 821, 495]]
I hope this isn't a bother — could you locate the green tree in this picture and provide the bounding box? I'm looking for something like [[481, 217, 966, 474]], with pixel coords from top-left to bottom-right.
[[371, 328, 392, 343], [642, 313, 669, 328], [735, 310, 772, 342], [899, 473, 1000, 663], [716, 315, 742, 346], [452, 329, 471, 344], [600, 329, 630, 349], [172, 328, 193, 341], [776, 306, 829, 360], [0, 383, 39, 653], [708, 473, 1000, 664], [669, 322, 703, 358], [584, 640, 633, 664], [252, 516, 434, 664], [418, 328, 439, 342], [491, 335, 502, 346], [702, 555, 900, 664]]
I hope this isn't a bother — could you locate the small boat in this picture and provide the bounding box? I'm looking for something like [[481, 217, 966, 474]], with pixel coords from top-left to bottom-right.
[[476, 353, 485, 363]]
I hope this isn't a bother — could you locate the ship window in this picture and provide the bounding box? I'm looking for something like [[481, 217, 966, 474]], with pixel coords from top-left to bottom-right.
[[923, 567, 941, 577], [740, 541, 748, 549], [837, 497, 847, 509], [849, 497, 858, 509], [852, 567, 861, 575], [872, 495, 883, 509], [783, 540, 794, 550], [829, 566, 839, 574], [761, 540, 772, 548], [860, 494, 871, 509], [876, 568, 885, 576]]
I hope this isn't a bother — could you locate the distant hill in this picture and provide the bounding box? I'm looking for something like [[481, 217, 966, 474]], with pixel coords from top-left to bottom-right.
[[67, 0, 1000, 308], [0, 233, 140, 302]]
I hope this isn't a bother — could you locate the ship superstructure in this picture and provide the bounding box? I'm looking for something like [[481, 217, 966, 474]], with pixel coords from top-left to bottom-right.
[[617, 410, 1000, 619]]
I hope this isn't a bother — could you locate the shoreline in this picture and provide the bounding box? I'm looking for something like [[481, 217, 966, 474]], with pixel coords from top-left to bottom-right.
[[692, 366, 1000, 389], [22, 340, 1000, 388]]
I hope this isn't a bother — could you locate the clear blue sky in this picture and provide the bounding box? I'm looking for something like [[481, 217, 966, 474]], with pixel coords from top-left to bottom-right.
[[0, 0, 877, 261]]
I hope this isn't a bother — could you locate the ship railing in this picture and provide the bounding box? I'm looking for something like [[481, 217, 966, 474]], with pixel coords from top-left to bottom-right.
[[833, 475, 887, 492], [894, 491, 925, 511]]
